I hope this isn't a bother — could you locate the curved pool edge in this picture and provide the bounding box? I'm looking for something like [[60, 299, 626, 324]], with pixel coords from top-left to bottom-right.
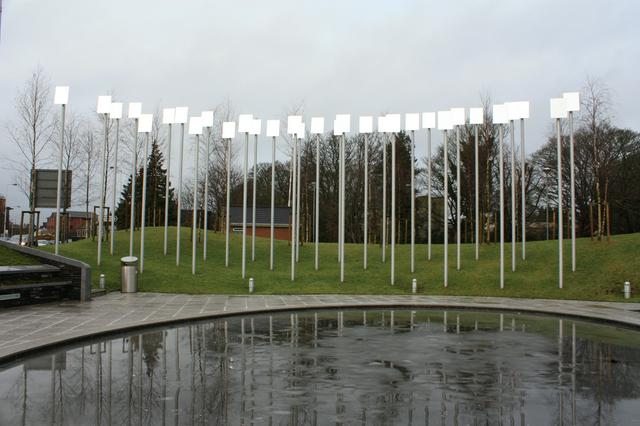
[[1, 293, 640, 365]]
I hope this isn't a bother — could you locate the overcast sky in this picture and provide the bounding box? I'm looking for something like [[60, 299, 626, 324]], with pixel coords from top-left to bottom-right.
[[1, 0, 638, 213]]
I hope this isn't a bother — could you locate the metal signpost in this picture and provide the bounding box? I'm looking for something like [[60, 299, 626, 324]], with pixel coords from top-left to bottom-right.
[[53, 86, 69, 255], [310, 117, 325, 270], [563, 92, 580, 272], [437, 111, 453, 287], [174, 106, 189, 266], [162, 108, 175, 256], [550, 97, 569, 288], [358, 116, 373, 269], [189, 116, 203, 275], [469, 107, 484, 260], [238, 114, 253, 279], [493, 104, 508, 289], [128, 102, 142, 257], [201, 111, 215, 261], [138, 113, 153, 273], [422, 112, 436, 260], [109, 102, 123, 256], [265, 120, 279, 270], [450, 107, 466, 271], [222, 121, 236, 267], [96, 95, 111, 266], [405, 113, 420, 273]]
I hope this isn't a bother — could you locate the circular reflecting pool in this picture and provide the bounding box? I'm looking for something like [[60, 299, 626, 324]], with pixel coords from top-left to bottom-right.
[[0, 309, 639, 425]]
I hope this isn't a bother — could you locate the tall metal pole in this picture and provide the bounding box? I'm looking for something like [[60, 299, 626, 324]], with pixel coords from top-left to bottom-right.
[[290, 135, 297, 281], [443, 129, 448, 287], [456, 126, 461, 271], [129, 118, 139, 257], [98, 113, 108, 266], [521, 118, 526, 260], [296, 137, 301, 263], [474, 124, 479, 260], [242, 132, 248, 279], [270, 136, 276, 271], [557, 118, 564, 289], [163, 123, 172, 256], [54, 104, 65, 255], [140, 132, 149, 273], [176, 123, 185, 266], [225, 138, 231, 267], [410, 130, 415, 273], [510, 120, 516, 272], [192, 134, 200, 275], [203, 130, 210, 261], [569, 112, 576, 272], [110, 117, 120, 255], [315, 134, 320, 270], [499, 125, 505, 289], [381, 135, 387, 263], [252, 134, 257, 262], [390, 133, 396, 285], [340, 134, 345, 283], [427, 128, 432, 261], [363, 133, 368, 269]]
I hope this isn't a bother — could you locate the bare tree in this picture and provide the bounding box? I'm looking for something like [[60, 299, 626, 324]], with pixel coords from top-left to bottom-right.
[[6, 67, 53, 242]]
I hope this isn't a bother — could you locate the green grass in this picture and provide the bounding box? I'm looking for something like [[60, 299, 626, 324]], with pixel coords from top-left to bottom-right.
[[34, 226, 640, 302], [0, 244, 40, 266]]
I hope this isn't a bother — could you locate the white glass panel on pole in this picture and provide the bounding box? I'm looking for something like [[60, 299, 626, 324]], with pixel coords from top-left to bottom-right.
[[378, 116, 387, 264], [386, 113, 401, 285], [405, 113, 420, 274], [550, 97, 568, 288], [335, 114, 350, 283], [437, 111, 453, 287], [109, 102, 123, 256], [563, 92, 580, 272], [174, 106, 189, 266], [469, 107, 484, 260], [222, 121, 236, 268], [127, 102, 142, 257], [138, 113, 153, 273], [189, 116, 203, 275], [422, 112, 436, 260], [162, 108, 175, 256], [266, 120, 279, 271], [493, 104, 508, 288], [238, 114, 253, 279], [53, 86, 69, 256], [506, 102, 519, 272], [201, 111, 214, 261], [450, 107, 466, 271], [310, 117, 325, 271], [249, 118, 262, 262], [96, 95, 111, 266], [358, 116, 373, 270]]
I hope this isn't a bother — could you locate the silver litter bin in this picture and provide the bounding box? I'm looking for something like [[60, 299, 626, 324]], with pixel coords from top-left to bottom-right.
[[121, 256, 138, 293]]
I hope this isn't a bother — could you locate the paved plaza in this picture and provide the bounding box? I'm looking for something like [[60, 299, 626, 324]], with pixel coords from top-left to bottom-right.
[[1, 293, 639, 362]]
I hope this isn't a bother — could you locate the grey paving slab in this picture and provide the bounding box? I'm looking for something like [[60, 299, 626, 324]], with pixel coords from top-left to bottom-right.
[[0, 293, 639, 363]]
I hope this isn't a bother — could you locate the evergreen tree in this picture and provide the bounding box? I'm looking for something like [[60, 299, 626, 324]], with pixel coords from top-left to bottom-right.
[[115, 139, 177, 229]]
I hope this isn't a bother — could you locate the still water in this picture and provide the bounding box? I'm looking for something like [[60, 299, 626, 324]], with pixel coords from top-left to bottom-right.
[[0, 309, 639, 425]]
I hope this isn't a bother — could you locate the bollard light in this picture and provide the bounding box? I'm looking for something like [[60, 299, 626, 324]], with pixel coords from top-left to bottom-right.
[[412, 278, 417, 294], [249, 277, 255, 293], [624, 281, 631, 299], [100, 273, 105, 290]]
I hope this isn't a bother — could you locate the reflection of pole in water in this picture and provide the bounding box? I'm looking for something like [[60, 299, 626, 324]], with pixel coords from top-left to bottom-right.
[[175, 328, 180, 426], [456, 315, 460, 334], [108, 340, 112, 426], [96, 343, 103, 425], [363, 311, 367, 326], [558, 319, 564, 424], [390, 311, 394, 334], [241, 318, 246, 423], [500, 314, 504, 332], [50, 354, 55, 426], [162, 331, 166, 426], [313, 313, 317, 345], [22, 367, 27, 426], [474, 320, 478, 331], [127, 338, 133, 426], [443, 311, 448, 333], [572, 322, 576, 426], [138, 335, 142, 425], [511, 317, 516, 331], [410, 310, 415, 331]]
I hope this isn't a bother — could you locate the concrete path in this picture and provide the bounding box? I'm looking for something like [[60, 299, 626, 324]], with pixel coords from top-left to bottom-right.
[[1, 293, 639, 362]]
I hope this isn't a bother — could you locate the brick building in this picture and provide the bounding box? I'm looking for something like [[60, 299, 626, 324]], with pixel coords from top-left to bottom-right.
[[229, 206, 291, 241], [45, 211, 94, 239]]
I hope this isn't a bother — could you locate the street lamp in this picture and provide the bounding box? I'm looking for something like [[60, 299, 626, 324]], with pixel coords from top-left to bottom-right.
[[265, 119, 279, 270], [188, 115, 203, 275], [450, 107, 465, 271], [422, 112, 436, 261], [563, 92, 580, 272], [109, 102, 123, 256], [385, 113, 401, 285], [334, 114, 350, 283], [249, 118, 262, 262], [405, 112, 420, 274], [238, 114, 254, 279], [53, 86, 69, 255], [437, 110, 453, 287], [222, 121, 236, 268], [492, 103, 508, 289], [127, 102, 142, 257], [174, 106, 189, 266], [162, 107, 175, 256], [201, 110, 214, 261], [96, 95, 112, 266], [310, 117, 325, 271], [138, 113, 153, 273], [358, 116, 373, 270], [469, 107, 484, 260], [550, 97, 568, 289]]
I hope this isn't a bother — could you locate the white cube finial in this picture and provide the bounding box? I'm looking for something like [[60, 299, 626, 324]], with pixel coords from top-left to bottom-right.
[[266, 120, 280, 137], [54, 86, 69, 105], [222, 121, 236, 139], [97, 96, 112, 114]]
